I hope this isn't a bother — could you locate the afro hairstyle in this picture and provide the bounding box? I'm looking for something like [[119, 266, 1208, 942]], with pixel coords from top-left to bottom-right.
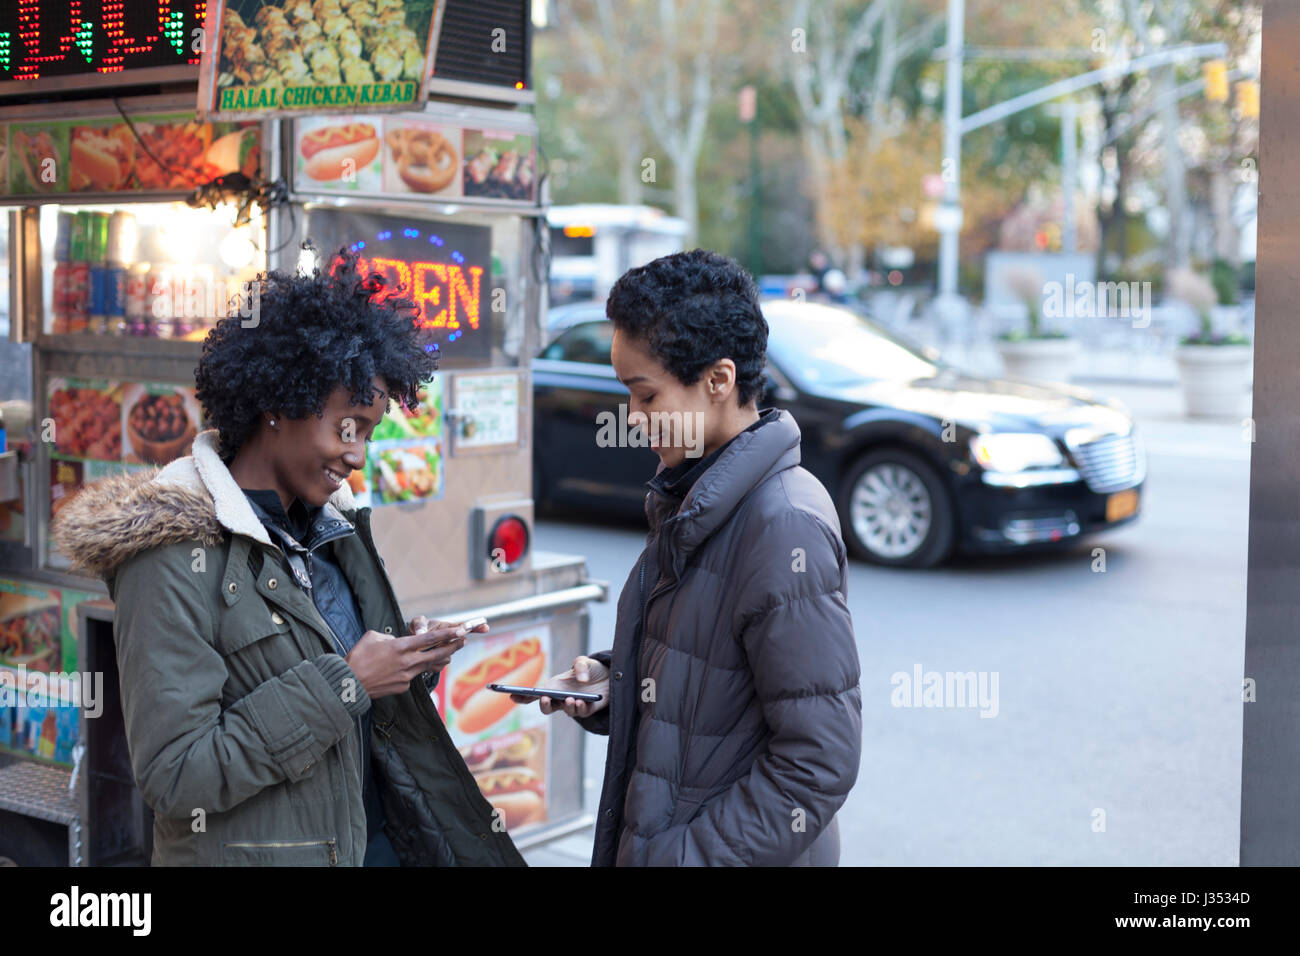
[[195, 244, 439, 459]]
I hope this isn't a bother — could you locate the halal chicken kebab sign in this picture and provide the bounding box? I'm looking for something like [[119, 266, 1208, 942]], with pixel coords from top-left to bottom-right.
[[196, 0, 443, 119]]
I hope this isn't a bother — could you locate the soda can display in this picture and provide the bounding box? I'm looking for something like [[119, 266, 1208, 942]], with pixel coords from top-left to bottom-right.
[[106, 265, 128, 334], [67, 212, 93, 331], [148, 270, 174, 338], [70, 211, 91, 263], [54, 212, 74, 262], [51, 261, 73, 332], [89, 263, 110, 331], [66, 261, 90, 333], [125, 264, 149, 334], [106, 211, 137, 265], [89, 212, 110, 264]]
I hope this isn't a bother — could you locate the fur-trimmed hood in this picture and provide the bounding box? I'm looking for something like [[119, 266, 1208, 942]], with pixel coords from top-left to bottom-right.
[[52, 428, 358, 579]]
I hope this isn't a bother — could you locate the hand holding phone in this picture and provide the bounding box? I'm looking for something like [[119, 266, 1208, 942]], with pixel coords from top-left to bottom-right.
[[490, 684, 603, 703], [409, 616, 489, 649], [403, 618, 489, 685], [510, 655, 610, 719]]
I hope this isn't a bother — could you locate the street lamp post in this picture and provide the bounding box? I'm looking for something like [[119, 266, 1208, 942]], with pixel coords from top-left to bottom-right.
[[934, 14, 1226, 327], [936, 0, 966, 334]]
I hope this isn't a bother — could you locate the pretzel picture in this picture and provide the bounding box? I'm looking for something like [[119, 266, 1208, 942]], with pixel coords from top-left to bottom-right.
[[386, 126, 458, 194]]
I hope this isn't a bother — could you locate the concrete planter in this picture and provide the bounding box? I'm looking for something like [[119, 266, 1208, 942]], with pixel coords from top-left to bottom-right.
[[1174, 344, 1252, 418], [996, 337, 1080, 385]]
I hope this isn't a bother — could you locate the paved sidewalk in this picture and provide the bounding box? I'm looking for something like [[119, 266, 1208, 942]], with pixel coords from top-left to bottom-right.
[[521, 828, 595, 867]]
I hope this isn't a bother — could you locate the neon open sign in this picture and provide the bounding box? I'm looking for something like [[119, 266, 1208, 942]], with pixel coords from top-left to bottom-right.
[[309, 210, 495, 359], [0, 1, 207, 82], [353, 252, 484, 342]]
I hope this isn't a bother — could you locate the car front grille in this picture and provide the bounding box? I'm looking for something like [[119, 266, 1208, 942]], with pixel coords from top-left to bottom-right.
[[1069, 432, 1144, 493]]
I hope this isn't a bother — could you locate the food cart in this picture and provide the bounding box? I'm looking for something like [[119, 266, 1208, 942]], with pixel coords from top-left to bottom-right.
[[0, 0, 605, 866]]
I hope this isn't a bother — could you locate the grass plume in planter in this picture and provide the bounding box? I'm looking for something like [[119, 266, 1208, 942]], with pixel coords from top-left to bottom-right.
[[997, 264, 1069, 341], [1168, 267, 1250, 346]]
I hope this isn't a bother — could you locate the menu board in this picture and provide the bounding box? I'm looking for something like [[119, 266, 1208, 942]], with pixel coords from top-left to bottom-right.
[[1, 112, 261, 199], [345, 376, 444, 508], [450, 373, 519, 450], [0, 578, 98, 768], [45, 376, 202, 568], [198, 0, 443, 119], [292, 112, 537, 207], [434, 624, 551, 834], [0, 2, 207, 90]]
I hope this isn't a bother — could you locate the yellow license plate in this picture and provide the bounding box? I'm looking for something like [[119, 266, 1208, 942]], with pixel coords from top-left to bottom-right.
[[1106, 489, 1139, 522]]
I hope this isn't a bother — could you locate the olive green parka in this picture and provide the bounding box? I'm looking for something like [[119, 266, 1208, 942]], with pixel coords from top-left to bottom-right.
[[53, 429, 525, 867]]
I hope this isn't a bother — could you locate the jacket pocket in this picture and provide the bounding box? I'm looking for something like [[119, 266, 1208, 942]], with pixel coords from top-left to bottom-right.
[[220, 837, 339, 866], [215, 606, 296, 656]]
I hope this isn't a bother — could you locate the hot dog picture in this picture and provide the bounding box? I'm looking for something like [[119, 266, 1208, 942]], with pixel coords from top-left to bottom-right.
[[299, 122, 381, 181], [69, 125, 135, 192], [477, 767, 546, 829], [12, 130, 60, 192], [451, 637, 545, 734]]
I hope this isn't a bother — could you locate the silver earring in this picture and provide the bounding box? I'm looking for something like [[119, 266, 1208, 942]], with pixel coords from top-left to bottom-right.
[[269, 419, 276, 426]]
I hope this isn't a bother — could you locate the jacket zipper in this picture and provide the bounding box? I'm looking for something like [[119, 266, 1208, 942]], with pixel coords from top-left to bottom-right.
[[355, 512, 510, 853], [266, 543, 363, 793], [225, 838, 338, 865]]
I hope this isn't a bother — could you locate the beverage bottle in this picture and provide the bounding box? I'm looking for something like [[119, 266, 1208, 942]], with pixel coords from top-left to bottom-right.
[[51, 212, 73, 335], [67, 212, 91, 333], [87, 211, 111, 335], [149, 269, 175, 339], [125, 262, 150, 335], [104, 211, 135, 335]]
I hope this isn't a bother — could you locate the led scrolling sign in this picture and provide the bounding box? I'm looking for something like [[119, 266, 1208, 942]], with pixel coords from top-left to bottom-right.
[[0, 1, 207, 83]]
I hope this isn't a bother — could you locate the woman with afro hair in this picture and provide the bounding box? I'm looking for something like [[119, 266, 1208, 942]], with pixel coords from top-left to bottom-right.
[[53, 247, 526, 867]]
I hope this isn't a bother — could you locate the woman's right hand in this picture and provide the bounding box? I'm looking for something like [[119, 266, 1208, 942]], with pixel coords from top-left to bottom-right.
[[345, 626, 467, 699], [512, 655, 610, 718]]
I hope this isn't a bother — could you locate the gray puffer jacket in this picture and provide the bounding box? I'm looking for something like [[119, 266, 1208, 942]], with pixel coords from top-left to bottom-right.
[[580, 408, 862, 866]]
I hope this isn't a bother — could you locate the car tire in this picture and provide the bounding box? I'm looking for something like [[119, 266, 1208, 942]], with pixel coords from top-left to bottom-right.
[[837, 447, 956, 568]]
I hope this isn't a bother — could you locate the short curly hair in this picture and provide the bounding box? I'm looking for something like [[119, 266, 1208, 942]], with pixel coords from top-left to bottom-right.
[[195, 244, 439, 459], [605, 249, 767, 405]]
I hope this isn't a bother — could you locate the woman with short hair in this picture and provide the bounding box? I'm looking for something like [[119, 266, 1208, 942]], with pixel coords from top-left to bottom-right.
[[523, 249, 862, 867]]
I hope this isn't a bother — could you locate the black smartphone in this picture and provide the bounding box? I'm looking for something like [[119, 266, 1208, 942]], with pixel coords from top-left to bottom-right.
[[488, 683, 604, 703]]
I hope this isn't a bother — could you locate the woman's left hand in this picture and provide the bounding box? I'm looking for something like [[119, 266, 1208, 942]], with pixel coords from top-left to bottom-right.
[[408, 616, 488, 675]]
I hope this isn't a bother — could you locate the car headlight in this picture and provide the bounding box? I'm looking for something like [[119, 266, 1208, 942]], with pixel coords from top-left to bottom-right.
[[969, 432, 1065, 472]]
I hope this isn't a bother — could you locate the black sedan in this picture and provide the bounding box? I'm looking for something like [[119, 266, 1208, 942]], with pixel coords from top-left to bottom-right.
[[532, 299, 1145, 568]]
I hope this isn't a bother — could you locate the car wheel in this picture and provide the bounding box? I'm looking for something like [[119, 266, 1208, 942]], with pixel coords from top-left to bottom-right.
[[838, 448, 956, 568]]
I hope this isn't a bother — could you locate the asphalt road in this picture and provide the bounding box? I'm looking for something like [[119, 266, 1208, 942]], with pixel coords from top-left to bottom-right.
[[521, 384, 1250, 866]]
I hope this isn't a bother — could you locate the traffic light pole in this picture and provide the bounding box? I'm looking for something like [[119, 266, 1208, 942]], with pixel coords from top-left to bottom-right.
[[934, 0, 1227, 311]]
